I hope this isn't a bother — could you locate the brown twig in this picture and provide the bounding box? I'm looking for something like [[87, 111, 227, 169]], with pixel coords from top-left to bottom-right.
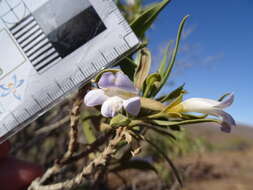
[[59, 88, 87, 165], [28, 127, 126, 190], [30, 85, 91, 185], [35, 116, 70, 136]]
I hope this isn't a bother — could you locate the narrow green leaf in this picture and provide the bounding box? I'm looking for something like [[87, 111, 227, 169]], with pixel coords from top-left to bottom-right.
[[143, 124, 176, 140], [155, 15, 190, 94], [145, 138, 183, 187], [158, 84, 185, 103], [151, 118, 219, 127], [134, 48, 151, 90], [158, 40, 173, 76], [130, 0, 172, 38], [163, 94, 184, 113]]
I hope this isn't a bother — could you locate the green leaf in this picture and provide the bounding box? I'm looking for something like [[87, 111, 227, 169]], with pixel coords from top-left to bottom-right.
[[145, 138, 183, 187], [143, 73, 162, 97], [110, 114, 131, 128], [111, 160, 158, 174], [163, 94, 184, 113], [82, 121, 96, 144], [81, 112, 98, 144], [143, 124, 176, 140], [119, 57, 137, 80], [158, 84, 185, 103], [158, 40, 173, 76], [130, 0, 172, 38], [155, 15, 189, 94], [134, 48, 151, 90], [151, 118, 219, 127]]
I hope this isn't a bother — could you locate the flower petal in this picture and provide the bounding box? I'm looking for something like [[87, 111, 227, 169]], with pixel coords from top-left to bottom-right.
[[123, 97, 141, 116], [98, 72, 138, 94], [84, 89, 108, 107], [181, 98, 219, 113], [212, 109, 236, 133], [98, 72, 116, 89], [115, 72, 138, 93], [101, 96, 124, 118], [215, 93, 234, 109]]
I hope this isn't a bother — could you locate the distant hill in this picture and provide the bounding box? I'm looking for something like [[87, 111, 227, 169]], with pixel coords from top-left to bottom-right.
[[185, 122, 253, 150]]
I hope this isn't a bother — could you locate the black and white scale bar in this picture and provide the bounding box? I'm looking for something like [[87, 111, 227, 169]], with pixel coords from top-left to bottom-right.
[[10, 14, 62, 73]]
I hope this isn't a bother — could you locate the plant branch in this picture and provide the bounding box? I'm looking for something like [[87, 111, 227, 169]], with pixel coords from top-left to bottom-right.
[[28, 127, 126, 190]]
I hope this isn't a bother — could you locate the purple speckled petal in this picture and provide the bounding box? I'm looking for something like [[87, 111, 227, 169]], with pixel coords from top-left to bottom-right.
[[101, 96, 124, 117], [98, 72, 116, 89], [114, 72, 138, 93], [84, 89, 109, 107], [123, 97, 141, 116]]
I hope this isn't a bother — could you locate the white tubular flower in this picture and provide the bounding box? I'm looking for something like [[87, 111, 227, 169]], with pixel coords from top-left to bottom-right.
[[84, 72, 141, 118], [169, 94, 236, 133]]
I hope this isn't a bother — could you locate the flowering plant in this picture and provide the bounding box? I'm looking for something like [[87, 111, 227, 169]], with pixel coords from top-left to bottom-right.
[[26, 0, 235, 189]]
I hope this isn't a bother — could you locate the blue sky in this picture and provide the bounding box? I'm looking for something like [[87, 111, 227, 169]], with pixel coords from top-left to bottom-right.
[[144, 0, 253, 125]]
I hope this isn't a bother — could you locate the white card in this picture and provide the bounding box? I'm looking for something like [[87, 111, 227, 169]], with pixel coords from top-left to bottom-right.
[[0, 0, 139, 142]]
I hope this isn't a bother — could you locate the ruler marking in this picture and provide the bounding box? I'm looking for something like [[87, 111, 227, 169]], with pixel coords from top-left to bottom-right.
[[78, 66, 86, 77], [55, 80, 64, 94], [24, 108, 32, 116], [107, 8, 117, 16], [123, 32, 134, 48], [3, 124, 9, 132], [69, 77, 75, 86], [10, 112, 19, 124], [47, 93, 53, 102], [113, 47, 120, 56], [100, 52, 108, 64], [32, 96, 42, 109], [91, 62, 98, 70]]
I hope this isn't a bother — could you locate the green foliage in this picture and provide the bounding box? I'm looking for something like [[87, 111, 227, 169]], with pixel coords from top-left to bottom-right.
[[130, 0, 172, 39], [153, 15, 189, 96], [157, 83, 185, 103], [145, 129, 211, 159], [110, 114, 131, 128]]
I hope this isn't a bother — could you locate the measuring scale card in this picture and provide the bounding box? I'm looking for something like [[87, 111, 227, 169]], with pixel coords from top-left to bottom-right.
[[0, 0, 139, 142]]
